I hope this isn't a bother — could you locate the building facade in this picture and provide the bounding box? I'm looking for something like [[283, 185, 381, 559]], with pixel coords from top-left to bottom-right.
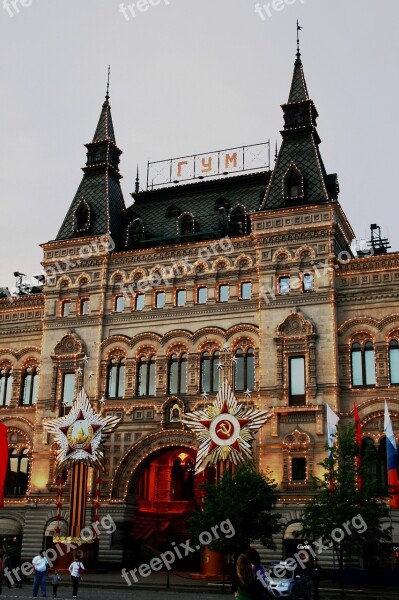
[[1, 48, 398, 568]]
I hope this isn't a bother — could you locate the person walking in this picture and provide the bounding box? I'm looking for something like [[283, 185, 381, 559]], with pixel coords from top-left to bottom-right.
[[32, 551, 49, 597], [50, 570, 61, 598], [232, 554, 264, 600], [68, 557, 84, 598]]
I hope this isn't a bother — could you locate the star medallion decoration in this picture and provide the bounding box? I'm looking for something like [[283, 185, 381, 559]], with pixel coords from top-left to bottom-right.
[[183, 380, 270, 473], [44, 389, 120, 469]]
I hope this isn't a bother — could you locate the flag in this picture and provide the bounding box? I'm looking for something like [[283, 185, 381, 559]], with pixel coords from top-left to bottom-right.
[[326, 404, 340, 457], [0, 422, 8, 508], [353, 403, 362, 490], [384, 401, 399, 509]]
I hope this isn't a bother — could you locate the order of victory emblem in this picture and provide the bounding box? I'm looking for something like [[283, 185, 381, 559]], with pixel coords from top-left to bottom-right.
[[183, 380, 271, 473], [44, 390, 120, 469]]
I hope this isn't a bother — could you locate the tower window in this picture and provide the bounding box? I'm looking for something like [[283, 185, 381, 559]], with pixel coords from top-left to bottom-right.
[[289, 356, 306, 406], [176, 289, 186, 307], [279, 276, 290, 295], [284, 165, 304, 200], [302, 273, 314, 292], [291, 457, 307, 481], [61, 300, 70, 317], [135, 293, 145, 311], [197, 287, 207, 304], [80, 298, 90, 315], [179, 214, 195, 235], [115, 295, 125, 312], [62, 373, 76, 407], [219, 285, 229, 302], [74, 200, 91, 232], [240, 282, 252, 300], [155, 291, 165, 309]]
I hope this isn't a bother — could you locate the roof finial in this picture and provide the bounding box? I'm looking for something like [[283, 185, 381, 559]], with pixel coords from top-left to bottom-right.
[[106, 65, 111, 101], [296, 20, 303, 59], [135, 165, 140, 193]]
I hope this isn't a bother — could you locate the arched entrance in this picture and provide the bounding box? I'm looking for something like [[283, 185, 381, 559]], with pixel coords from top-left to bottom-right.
[[131, 446, 202, 564]]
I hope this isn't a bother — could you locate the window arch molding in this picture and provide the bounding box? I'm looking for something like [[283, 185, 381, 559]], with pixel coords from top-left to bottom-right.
[[275, 313, 317, 405], [282, 428, 313, 487]]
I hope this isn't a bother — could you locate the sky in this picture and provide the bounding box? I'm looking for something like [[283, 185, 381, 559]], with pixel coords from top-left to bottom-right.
[[0, 0, 398, 290]]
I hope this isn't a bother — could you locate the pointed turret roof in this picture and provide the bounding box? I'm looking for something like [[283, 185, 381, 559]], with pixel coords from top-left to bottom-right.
[[92, 94, 116, 143], [260, 49, 339, 210], [288, 51, 309, 103], [56, 92, 126, 244]]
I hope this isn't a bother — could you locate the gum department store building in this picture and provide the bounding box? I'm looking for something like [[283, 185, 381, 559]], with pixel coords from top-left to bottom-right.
[[1, 47, 398, 567]]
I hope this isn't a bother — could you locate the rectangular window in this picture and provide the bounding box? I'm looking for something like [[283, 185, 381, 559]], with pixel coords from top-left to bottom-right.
[[302, 274, 314, 292], [176, 289, 186, 307], [279, 277, 290, 295], [289, 356, 305, 405], [240, 282, 252, 300], [135, 294, 145, 311], [156, 291, 165, 309], [219, 285, 229, 302], [80, 299, 89, 315], [292, 457, 307, 481], [115, 296, 125, 312], [61, 300, 70, 316], [197, 287, 207, 304], [62, 373, 76, 406]]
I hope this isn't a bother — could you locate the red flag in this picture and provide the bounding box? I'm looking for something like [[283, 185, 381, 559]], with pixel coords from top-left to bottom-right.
[[0, 422, 8, 508], [353, 403, 362, 491]]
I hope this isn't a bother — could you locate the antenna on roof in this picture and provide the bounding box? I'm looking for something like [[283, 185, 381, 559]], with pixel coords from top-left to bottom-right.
[[296, 20, 303, 58]]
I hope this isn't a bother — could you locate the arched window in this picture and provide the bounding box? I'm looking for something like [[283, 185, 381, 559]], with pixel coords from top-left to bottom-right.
[[127, 219, 144, 246], [136, 356, 156, 396], [179, 214, 194, 236], [74, 200, 90, 232], [229, 206, 247, 235], [200, 351, 220, 393], [168, 353, 187, 394], [234, 348, 255, 391], [107, 357, 125, 398], [21, 366, 39, 405], [351, 341, 376, 386], [0, 368, 13, 407], [389, 340, 399, 384], [5, 448, 29, 496], [284, 165, 304, 200]]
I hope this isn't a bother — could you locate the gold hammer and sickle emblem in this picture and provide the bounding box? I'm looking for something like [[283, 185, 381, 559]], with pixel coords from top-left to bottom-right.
[[217, 421, 233, 437]]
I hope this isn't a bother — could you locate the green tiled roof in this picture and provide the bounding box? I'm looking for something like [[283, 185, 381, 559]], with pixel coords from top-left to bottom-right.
[[288, 55, 309, 104]]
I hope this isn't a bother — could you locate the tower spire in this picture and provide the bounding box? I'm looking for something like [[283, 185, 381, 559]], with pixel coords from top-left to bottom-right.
[[106, 65, 110, 102], [135, 165, 140, 193]]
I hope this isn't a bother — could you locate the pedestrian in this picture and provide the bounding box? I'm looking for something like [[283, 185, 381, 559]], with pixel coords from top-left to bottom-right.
[[311, 557, 321, 600], [32, 551, 49, 597], [68, 557, 84, 598], [246, 548, 269, 598], [232, 554, 264, 599], [50, 570, 61, 598]]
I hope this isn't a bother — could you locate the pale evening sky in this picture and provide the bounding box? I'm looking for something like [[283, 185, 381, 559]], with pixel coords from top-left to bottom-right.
[[0, 0, 398, 289]]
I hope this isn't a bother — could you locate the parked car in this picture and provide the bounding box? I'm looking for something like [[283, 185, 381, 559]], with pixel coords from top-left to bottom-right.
[[264, 561, 312, 599]]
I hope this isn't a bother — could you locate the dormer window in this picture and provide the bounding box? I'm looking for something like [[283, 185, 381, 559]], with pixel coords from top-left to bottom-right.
[[179, 213, 195, 235], [74, 199, 91, 232], [126, 218, 144, 247], [284, 164, 304, 201]]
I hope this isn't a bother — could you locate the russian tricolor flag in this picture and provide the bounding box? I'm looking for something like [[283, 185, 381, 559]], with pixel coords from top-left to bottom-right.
[[384, 401, 399, 509]]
